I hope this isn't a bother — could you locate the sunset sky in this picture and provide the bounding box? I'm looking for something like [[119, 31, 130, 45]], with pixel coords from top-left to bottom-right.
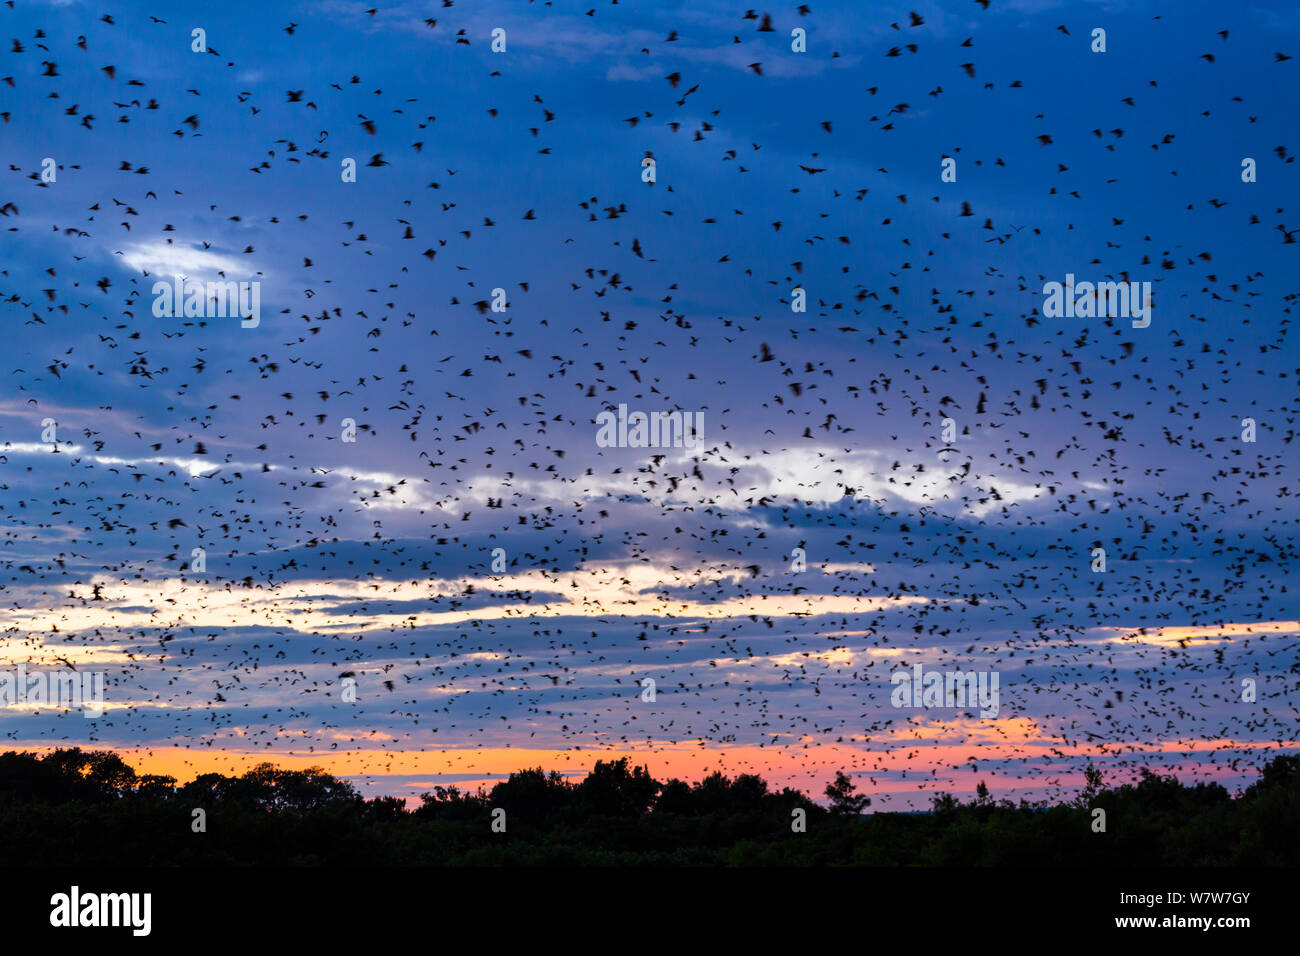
[[1, 0, 1297, 809]]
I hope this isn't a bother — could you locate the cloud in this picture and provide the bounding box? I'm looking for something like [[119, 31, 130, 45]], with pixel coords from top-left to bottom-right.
[[118, 241, 263, 284]]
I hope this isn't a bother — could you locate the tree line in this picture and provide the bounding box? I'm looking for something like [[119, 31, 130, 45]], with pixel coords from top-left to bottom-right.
[[0, 748, 1294, 865]]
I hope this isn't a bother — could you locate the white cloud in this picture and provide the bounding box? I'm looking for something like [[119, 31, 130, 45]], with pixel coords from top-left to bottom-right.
[[119, 241, 262, 285]]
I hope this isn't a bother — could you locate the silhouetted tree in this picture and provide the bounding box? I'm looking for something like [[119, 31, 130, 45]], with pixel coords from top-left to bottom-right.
[[487, 768, 574, 821], [179, 763, 358, 811], [0, 749, 1291, 866], [576, 758, 660, 817], [1244, 754, 1300, 795], [825, 771, 870, 815], [416, 784, 486, 822]]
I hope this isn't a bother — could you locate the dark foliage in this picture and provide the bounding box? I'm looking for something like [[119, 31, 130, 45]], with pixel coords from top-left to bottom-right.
[[0, 749, 1292, 866]]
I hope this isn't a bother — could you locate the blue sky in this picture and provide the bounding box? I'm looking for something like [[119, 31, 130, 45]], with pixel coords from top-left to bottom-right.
[[0, 0, 1297, 806]]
